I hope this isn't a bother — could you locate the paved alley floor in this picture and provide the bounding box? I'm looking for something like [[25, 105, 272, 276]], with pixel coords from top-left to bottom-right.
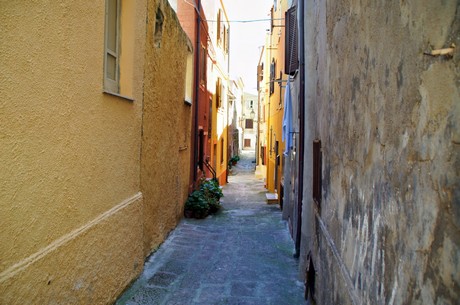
[[115, 151, 306, 305]]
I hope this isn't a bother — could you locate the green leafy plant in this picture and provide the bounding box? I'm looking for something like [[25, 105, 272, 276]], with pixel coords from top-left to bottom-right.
[[184, 179, 224, 218], [184, 190, 209, 219], [200, 179, 223, 214], [230, 155, 239, 165]]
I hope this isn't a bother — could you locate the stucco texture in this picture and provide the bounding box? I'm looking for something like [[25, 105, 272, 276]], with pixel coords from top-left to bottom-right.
[[141, 0, 193, 255], [265, 0, 287, 194], [1, 0, 148, 303], [303, 1, 459, 304]]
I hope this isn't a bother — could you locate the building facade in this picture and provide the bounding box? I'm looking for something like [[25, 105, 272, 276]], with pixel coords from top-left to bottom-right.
[[279, 0, 460, 304], [174, 0, 231, 186], [262, 0, 289, 199], [173, 0, 212, 187], [202, 0, 231, 185], [241, 92, 258, 151], [256, 47, 268, 179], [228, 78, 245, 159], [0, 0, 193, 303]]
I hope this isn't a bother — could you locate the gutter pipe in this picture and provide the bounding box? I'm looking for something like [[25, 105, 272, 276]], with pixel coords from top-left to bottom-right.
[[193, 0, 202, 182], [295, 0, 305, 257]]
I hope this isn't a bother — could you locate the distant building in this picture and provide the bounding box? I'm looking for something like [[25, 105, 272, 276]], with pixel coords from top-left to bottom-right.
[[241, 93, 258, 151], [228, 78, 245, 158], [256, 46, 267, 179], [175, 0, 231, 186], [260, 0, 289, 201]]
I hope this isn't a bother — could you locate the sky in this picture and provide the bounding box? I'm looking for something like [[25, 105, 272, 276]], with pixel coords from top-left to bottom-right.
[[224, 0, 273, 94]]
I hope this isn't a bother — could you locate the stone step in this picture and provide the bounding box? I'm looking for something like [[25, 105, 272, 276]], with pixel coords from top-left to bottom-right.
[[266, 192, 279, 204]]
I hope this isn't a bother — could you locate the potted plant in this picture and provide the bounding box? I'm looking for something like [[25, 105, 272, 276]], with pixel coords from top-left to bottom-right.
[[184, 190, 209, 219], [200, 179, 223, 214], [184, 179, 223, 219]]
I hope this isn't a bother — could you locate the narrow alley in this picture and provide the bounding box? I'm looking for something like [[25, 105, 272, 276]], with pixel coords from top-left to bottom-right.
[[115, 151, 306, 305]]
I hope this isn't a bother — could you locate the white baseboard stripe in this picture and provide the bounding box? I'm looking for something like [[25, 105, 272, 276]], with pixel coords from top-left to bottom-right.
[[0, 192, 143, 283], [314, 204, 361, 305]]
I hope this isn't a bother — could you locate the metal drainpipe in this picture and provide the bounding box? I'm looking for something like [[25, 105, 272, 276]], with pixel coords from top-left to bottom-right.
[[295, 0, 305, 258], [227, 26, 230, 183], [193, 0, 202, 182]]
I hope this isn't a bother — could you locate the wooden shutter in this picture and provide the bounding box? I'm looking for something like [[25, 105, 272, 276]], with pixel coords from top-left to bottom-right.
[[270, 59, 275, 95], [245, 119, 254, 129], [285, 6, 298, 75], [216, 78, 221, 108], [217, 10, 221, 42]]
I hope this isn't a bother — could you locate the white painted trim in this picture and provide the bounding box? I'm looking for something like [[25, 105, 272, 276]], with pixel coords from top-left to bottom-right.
[[314, 204, 361, 305], [0, 192, 143, 283]]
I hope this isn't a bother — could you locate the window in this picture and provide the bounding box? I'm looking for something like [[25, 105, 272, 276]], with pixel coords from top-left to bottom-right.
[[258, 63, 264, 82], [270, 59, 276, 95], [223, 26, 229, 54], [245, 119, 254, 129], [261, 146, 266, 165], [154, 8, 164, 48], [103, 0, 135, 100], [184, 53, 193, 105], [216, 78, 222, 108], [217, 10, 221, 43], [270, 7, 274, 34], [104, 0, 120, 93], [313, 140, 322, 211], [199, 45, 207, 84], [220, 138, 224, 164], [257, 63, 263, 91], [285, 5, 298, 75], [198, 129, 204, 170], [244, 139, 251, 147], [208, 98, 212, 138]]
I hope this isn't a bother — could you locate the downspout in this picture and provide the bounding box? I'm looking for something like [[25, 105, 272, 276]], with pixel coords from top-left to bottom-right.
[[193, 0, 202, 182], [226, 26, 230, 183], [295, 0, 305, 257]]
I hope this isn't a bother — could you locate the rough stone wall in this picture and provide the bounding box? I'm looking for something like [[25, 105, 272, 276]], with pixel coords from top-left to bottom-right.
[[303, 1, 459, 304], [141, 0, 193, 255]]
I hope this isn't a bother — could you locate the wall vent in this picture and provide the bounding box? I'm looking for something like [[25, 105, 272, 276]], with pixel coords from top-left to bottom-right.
[[154, 8, 164, 48], [312, 139, 322, 212]]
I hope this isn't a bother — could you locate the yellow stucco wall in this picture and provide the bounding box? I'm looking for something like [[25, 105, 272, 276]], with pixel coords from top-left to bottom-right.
[[265, 0, 287, 194], [141, 0, 193, 255], [0, 0, 191, 303]]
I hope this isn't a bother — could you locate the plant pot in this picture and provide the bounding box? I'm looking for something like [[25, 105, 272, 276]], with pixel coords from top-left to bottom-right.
[[194, 210, 209, 219], [184, 209, 194, 218]]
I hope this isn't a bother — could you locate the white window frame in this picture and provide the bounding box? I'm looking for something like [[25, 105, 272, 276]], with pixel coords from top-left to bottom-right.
[[104, 0, 120, 93]]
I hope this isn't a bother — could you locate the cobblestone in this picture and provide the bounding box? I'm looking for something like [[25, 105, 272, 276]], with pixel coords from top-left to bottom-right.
[[115, 151, 306, 305]]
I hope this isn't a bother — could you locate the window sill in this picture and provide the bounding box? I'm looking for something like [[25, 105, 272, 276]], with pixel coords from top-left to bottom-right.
[[103, 90, 135, 102]]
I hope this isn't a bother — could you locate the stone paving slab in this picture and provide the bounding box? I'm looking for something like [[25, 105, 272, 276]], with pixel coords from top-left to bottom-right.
[[115, 151, 306, 305]]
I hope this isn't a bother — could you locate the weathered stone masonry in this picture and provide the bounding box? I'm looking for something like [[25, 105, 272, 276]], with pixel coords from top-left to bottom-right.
[[301, 1, 459, 304]]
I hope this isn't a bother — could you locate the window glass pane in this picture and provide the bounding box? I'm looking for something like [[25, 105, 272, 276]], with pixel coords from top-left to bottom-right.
[[107, 54, 116, 80], [107, 0, 118, 52]]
